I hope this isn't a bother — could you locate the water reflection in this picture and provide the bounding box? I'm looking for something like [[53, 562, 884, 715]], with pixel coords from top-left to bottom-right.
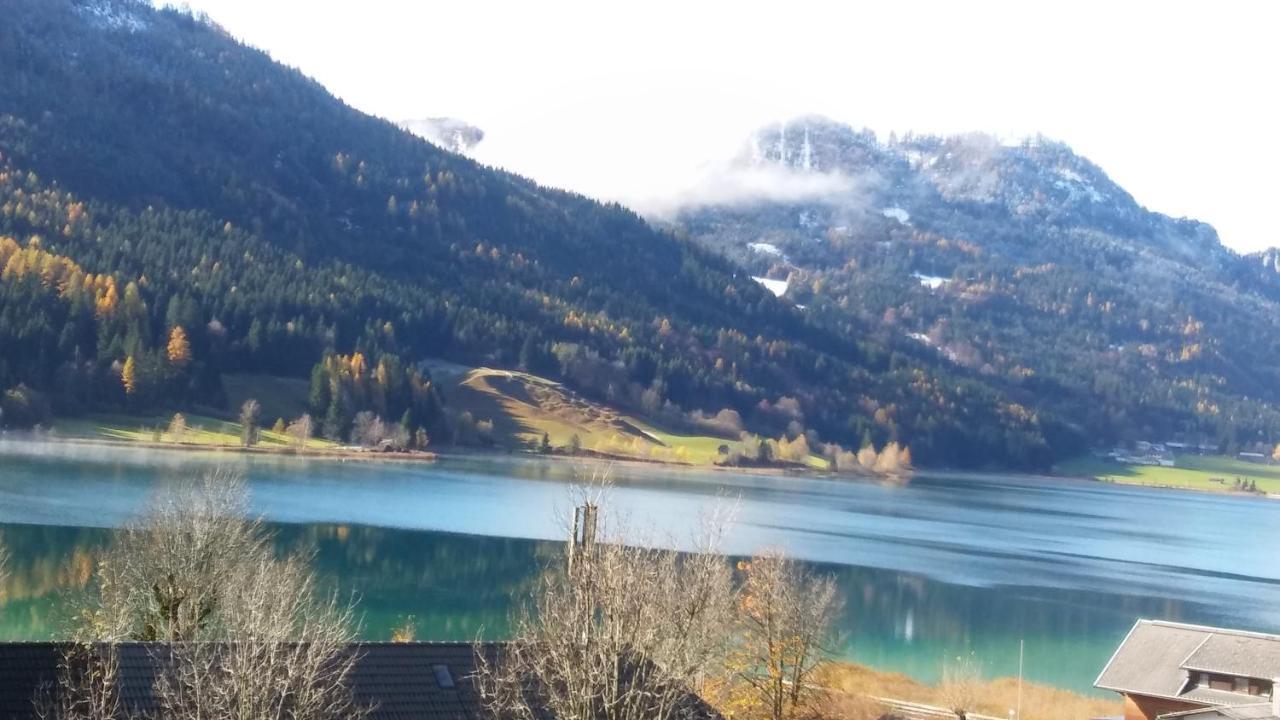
[[2, 440, 1279, 695], [0, 521, 1212, 694]]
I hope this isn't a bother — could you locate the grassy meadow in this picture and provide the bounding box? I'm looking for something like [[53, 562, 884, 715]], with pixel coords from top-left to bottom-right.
[[45, 365, 829, 469], [446, 366, 827, 468], [53, 412, 336, 450], [1056, 453, 1280, 494]]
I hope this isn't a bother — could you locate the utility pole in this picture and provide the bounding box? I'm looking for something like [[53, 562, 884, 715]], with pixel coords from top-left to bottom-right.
[[1016, 639, 1024, 720]]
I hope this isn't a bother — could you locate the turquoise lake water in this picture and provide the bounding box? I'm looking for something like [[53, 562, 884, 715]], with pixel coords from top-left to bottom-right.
[[1, 438, 1277, 695]]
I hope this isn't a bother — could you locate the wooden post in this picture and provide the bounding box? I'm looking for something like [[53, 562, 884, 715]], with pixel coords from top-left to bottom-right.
[[568, 502, 598, 574]]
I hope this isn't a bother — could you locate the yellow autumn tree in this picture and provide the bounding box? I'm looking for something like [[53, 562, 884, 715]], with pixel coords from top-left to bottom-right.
[[121, 356, 138, 396], [95, 277, 119, 318], [725, 552, 842, 720], [167, 326, 192, 368]]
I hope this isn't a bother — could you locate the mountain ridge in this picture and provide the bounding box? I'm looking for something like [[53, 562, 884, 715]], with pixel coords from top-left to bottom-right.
[[0, 0, 1062, 468], [673, 115, 1280, 453]]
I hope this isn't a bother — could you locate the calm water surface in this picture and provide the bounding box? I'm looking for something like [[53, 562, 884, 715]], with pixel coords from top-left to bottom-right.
[[1, 438, 1278, 695]]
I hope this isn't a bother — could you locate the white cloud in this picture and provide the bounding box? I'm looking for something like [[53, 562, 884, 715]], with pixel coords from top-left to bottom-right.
[[631, 163, 870, 219]]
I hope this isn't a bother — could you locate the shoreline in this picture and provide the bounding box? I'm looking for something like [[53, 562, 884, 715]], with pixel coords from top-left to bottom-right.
[[1048, 468, 1280, 501], [9, 430, 1274, 501], [0, 432, 438, 465], [5, 428, 911, 480]]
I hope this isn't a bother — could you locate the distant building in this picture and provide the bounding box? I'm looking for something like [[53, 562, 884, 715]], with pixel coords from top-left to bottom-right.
[[1095, 620, 1280, 720]]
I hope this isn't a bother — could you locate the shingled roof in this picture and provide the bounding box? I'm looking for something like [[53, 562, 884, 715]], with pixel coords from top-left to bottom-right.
[[0, 642, 499, 720], [0, 641, 718, 720], [1096, 620, 1280, 707], [1158, 704, 1279, 720]]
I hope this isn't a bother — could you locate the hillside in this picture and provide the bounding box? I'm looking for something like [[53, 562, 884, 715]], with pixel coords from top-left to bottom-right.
[[431, 363, 825, 467], [671, 116, 1280, 454], [0, 0, 1061, 468]]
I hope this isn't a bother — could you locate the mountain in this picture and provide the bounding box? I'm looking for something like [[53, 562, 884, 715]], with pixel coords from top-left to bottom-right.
[[1247, 248, 1280, 275], [0, 0, 1062, 468], [398, 118, 485, 154], [671, 116, 1280, 453]]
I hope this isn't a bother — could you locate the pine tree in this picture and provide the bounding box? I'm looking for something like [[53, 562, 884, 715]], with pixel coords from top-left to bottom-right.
[[166, 326, 192, 368], [121, 355, 138, 396]]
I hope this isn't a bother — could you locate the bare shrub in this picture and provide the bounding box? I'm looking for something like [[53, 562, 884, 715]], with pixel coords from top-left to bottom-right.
[[939, 653, 984, 720], [239, 399, 261, 447], [166, 413, 186, 442], [481, 470, 843, 720], [477, 477, 738, 720], [52, 470, 366, 720], [286, 413, 313, 448]]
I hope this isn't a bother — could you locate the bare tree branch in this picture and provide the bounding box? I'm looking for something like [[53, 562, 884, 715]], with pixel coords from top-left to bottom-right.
[[50, 469, 367, 720]]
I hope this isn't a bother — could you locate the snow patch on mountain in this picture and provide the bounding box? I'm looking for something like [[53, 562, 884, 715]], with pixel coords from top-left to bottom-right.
[[749, 242, 784, 257], [912, 272, 949, 289], [752, 276, 789, 297], [882, 207, 910, 225], [399, 118, 485, 154], [79, 0, 149, 32], [1054, 166, 1105, 203]]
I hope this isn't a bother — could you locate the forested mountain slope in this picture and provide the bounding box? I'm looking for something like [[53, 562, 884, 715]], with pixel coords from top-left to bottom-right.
[[0, 0, 1063, 467], [673, 116, 1280, 453]]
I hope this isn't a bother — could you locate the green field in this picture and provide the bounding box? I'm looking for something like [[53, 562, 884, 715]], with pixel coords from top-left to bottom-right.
[[447, 367, 827, 468], [1056, 453, 1280, 494], [49, 365, 828, 468], [53, 412, 335, 450]]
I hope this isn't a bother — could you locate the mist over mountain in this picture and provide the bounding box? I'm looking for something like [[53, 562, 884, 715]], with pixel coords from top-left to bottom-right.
[[669, 116, 1280, 451]]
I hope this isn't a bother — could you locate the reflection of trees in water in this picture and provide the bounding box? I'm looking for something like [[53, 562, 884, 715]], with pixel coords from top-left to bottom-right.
[[0, 521, 1201, 678], [828, 560, 1193, 647], [274, 523, 556, 641], [823, 560, 1197, 686], [0, 525, 109, 601], [0, 525, 113, 639], [0, 522, 558, 642]]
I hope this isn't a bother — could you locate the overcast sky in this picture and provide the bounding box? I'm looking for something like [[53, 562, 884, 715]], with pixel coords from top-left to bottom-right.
[[167, 0, 1278, 252]]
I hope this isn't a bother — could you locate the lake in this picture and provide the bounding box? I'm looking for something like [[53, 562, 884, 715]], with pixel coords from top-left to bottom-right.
[[1, 438, 1278, 696]]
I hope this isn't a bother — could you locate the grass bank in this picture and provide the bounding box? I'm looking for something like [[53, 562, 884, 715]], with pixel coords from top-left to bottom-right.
[[445, 366, 829, 469], [1056, 454, 1280, 495], [43, 366, 838, 472], [816, 662, 1122, 720], [53, 412, 334, 450], [48, 412, 436, 463]]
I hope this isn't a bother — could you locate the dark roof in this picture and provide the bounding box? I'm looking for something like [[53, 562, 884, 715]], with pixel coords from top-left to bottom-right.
[[0, 642, 495, 720], [1096, 620, 1280, 707], [0, 641, 721, 720]]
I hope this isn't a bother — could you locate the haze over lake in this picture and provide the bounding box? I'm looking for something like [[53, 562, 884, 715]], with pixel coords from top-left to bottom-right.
[[1, 438, 1277, 694]]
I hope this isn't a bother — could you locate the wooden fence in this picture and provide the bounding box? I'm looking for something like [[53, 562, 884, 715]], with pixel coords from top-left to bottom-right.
[[871, 696, 1007, 720]]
